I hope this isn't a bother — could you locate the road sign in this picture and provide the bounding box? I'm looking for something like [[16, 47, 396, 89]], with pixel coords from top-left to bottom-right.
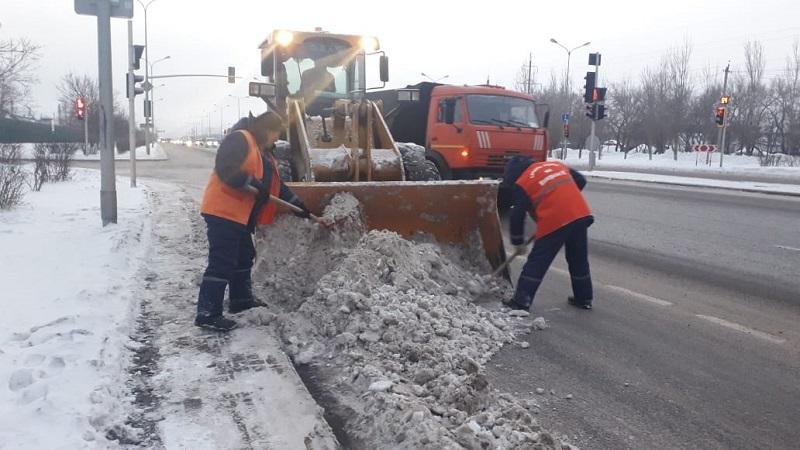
[[75, 0, 134, 18], [692, 144, 717, 152], [141, 80, 152, 92], [561, 113, 570, 124]]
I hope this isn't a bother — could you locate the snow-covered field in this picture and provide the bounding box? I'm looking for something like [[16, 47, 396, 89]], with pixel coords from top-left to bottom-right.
[[562, 147, 800, 181], [18, 143, 168, 161], [0, 168, 150, 447]]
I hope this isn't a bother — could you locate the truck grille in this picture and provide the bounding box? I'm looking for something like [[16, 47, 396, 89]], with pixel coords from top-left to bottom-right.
[[486, 151, 521, 168]]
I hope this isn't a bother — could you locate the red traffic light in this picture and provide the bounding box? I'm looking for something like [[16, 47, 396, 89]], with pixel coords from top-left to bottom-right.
[[714, 106, 726, 127], [75, 97, 86, 120]]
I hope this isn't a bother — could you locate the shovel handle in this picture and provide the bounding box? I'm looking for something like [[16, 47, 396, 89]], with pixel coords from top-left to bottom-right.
[[491, 234, 536, 277], [269, 194, 327, 225]]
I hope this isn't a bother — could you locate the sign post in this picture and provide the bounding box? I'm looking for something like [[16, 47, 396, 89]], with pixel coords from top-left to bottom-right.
[[75, 0, 134, 225]]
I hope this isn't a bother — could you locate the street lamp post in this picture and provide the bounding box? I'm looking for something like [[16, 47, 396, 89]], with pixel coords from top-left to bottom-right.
[[421, 72, 449, 83], [148, 57, 169, 140], [550, 38, 590, 159], [136, 0, 159, 154]]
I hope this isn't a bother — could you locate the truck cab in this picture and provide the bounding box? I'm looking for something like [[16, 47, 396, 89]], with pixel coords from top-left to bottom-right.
[[372, 82, 549, 179]]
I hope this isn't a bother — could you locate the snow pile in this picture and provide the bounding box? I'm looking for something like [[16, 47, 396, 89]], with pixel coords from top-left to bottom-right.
[[254, 193, 567, 449], [19, 142, 168, 161], [0, 168, 150, 447]]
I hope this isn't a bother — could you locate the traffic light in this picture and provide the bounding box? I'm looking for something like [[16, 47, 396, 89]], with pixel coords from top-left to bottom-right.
[[585, 103, 607, 121], [228, 66, 236, 84], [715, 106, 726, 127], [132, 45, 145, 70], [127, 73, 145, 98], [583, 72, 596, 103], [592, 87, 607, 103], [75, 97, 86, 120], [720, 95, 730, 105]]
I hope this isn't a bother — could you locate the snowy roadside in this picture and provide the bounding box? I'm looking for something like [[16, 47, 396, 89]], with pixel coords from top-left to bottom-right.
[[584, 170, 800, 196], [18, 143, 169, 161], [563, 147, 800, 182], [0, 168, 338, 448], [0, 168, 150, 447]]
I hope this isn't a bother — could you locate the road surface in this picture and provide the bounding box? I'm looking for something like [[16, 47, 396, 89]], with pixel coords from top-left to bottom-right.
[[78, 146, 800, 448], [489, 179, 800, 449]]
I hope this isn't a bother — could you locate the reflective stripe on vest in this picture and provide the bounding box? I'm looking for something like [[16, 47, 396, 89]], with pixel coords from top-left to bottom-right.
[[515, 161, 591, 239], [200, 130, 264, 226]]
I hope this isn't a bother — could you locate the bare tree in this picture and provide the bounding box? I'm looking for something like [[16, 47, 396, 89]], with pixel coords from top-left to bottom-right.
[[0, 37, 41, 117], [729, 41, 770, 156], [513, 56, 536, 95], [57, 73, 99, 148], [665, 40, 694, 158], [607, 79, 645, 157]]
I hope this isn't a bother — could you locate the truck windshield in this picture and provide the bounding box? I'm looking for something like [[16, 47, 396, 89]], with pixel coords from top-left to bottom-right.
[[466, 95, 539, 128]]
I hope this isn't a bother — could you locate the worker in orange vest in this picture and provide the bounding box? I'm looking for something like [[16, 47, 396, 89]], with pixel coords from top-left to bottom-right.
[[501, 156, 594, 311], [196, 111, 317, 331]]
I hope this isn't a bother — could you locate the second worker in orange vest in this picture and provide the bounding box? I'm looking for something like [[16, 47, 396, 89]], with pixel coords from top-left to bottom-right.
[[195, 111, 316, 332], [501, 156, 595, 311]]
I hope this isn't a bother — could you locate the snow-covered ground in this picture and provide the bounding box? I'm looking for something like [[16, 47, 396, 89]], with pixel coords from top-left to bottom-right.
[[0, 168, 337, 448], [18, 143, 168, 161], [585, 171, 800, 196], [562, 147, 800, 181], [0, 168, 150, 447]]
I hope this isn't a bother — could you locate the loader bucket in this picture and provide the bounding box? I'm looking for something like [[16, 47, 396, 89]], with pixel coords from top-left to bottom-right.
[[280, 180, 508, 272]]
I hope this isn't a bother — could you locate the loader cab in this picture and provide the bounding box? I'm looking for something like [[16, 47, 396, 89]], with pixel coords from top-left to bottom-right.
[[259, 30, 388, 115]]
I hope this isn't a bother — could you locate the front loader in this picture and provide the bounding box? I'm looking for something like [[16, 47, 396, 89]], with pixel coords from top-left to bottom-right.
[[249, 29, 507, 270]]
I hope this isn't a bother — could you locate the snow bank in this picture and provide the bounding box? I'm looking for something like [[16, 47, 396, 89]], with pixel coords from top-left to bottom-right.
[[254, 193, 568, 449], [19, 143, 168, 161], [0, 168, 150, 447]]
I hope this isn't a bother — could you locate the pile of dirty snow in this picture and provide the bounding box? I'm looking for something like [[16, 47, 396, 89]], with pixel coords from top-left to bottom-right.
[[253, 193, 570, 449]]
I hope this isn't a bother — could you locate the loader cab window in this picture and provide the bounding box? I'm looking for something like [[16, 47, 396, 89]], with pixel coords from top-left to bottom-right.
[[466, 95, 540, 128], [437, 98, 463, 123], [282, 58, 347, 97]]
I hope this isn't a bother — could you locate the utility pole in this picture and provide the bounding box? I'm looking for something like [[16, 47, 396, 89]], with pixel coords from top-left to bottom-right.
[[527, 52, 533, 95], [718, 62, 731, 168], [127, 20, 137, 187], [96, 0, 117, 225]]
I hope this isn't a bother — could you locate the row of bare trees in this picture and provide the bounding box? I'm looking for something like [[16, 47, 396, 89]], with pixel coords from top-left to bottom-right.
[[517, 39, 800, 161], [0, 37, 40, 117]]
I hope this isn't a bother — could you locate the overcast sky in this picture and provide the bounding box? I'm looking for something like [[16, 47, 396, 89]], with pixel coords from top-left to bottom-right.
[[2, 0, 799, 136]]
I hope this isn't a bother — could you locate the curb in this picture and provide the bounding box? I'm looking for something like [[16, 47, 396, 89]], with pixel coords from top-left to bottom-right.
[[585, 173, 800, 198]]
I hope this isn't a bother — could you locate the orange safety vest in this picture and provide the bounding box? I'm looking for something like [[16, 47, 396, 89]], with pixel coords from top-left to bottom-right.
[[200, 130, 282, 226], [515, 161, 591, 239]]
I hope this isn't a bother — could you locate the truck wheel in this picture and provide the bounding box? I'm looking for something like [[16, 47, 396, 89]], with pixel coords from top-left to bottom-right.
[[397, 142, 441, 181], [273, 140, 295, 182]]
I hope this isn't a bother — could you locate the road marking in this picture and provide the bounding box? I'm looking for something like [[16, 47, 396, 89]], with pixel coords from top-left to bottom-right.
[[605, 285, 674, 307], [775, 245, 800, 252], [695, 314, 787, 345]]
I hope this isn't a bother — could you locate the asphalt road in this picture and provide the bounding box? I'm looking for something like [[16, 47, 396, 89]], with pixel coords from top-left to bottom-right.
[[78, 147, 800, 448], [488, 179, 800, 449]]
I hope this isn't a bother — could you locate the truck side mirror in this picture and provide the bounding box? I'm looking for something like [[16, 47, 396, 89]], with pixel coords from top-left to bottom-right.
[[379, 55, 389, 83], [543, 110, 550, 128], [443, 97, 457, 124]]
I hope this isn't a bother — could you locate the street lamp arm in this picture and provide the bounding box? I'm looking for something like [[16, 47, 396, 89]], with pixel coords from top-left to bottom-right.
[[551, 39, 569, 54]]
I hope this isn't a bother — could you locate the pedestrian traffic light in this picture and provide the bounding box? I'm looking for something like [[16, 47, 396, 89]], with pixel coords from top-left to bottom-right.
[[592, 87, 607, 103], [127, 73, 145, 98], [75, 97, 86, 120], [583, 72, 596, 103], [585, 103, 607, 121], [715, 106, 726, 127], [132, 45, 145, 70]]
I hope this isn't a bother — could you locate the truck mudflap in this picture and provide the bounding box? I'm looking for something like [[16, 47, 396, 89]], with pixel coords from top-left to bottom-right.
[[280, 180, 508, 272]]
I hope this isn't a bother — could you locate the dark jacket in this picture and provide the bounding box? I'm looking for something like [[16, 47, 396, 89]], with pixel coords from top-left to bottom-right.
[[503, 156, 588, 245]]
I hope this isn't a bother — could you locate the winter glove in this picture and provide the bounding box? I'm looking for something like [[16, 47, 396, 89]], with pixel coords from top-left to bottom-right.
[[290, 197, 312, 219], [247, 177, 269, 201]]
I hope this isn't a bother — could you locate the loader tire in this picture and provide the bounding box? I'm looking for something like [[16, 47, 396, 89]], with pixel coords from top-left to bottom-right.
[[397, 142, 441, 181], [273, 140, 295, 182]]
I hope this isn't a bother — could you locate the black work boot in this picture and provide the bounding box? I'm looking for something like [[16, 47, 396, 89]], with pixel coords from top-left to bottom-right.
[[194, 314, 238, 332], [229, 271, 266, 314], [568, 296, 593, 310]]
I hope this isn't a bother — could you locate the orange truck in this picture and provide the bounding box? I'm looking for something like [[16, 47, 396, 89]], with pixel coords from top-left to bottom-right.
[[368, 82, 550, 179]]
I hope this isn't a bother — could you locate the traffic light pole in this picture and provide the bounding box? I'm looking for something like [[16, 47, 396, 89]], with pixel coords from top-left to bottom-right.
[[127, 20, 137, 188], [718, 63, 730, 168], [96, 0, 117, 225], [588, 61, 600, 171], [83, 115, 88, 155]]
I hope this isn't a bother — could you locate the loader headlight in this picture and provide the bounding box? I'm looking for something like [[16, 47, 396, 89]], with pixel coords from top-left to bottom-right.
[[275, 30, 294, 47], [360, 36, 378, 52]]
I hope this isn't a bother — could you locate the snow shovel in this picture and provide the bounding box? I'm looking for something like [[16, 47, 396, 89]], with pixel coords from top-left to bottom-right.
[[490, 234, 536, 277], [269, 194, 334, 227]]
